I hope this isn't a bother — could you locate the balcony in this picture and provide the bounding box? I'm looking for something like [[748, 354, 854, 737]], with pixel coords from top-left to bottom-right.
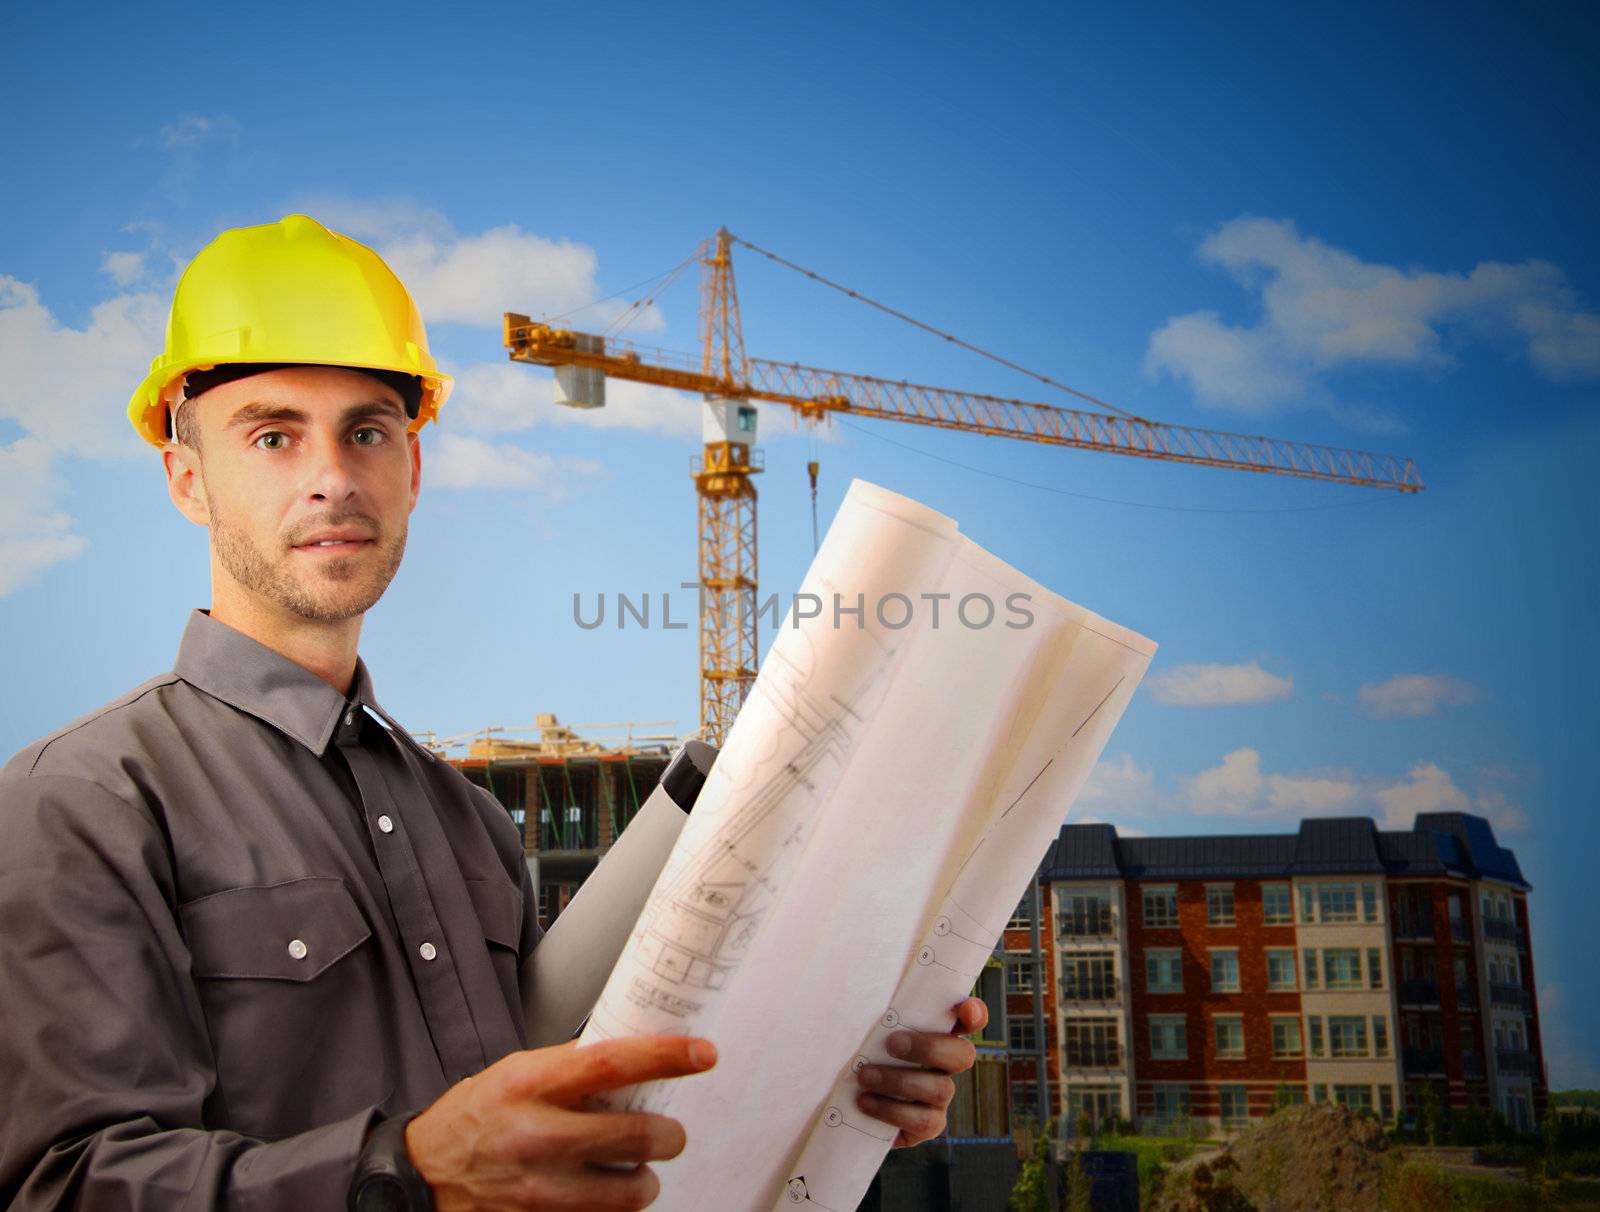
[[1057, 908, 1115, 939], [1449, 918, 1472, 943], [1489, 983, 1532, 1012], [1496, 1048, 1535, 1078], [1403, 1046, 1446, 1075], [1060, 979, 1119, 1004], [1454, 983, 1479, 1012], [1063, 1043, 1122, 1069], [1398, 978, 1441, 1006], [1483, 917, 1521, 946], [1392, 915, 1434, 942]]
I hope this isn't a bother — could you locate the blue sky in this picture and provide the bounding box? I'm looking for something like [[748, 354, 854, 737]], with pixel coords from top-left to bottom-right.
[[3, 3, 1596, 1085]]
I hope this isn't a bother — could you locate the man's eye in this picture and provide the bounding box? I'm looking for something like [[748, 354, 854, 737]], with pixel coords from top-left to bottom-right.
[[351, 427, 386, 446], [254, 432, 288, 451]]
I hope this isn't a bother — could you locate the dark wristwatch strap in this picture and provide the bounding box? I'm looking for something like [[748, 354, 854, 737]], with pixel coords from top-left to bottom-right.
[[349, 1113, 434, 1212]]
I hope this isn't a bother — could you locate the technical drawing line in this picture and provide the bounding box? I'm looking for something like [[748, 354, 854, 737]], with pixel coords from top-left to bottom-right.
[[1072, 676, 1125, 737]]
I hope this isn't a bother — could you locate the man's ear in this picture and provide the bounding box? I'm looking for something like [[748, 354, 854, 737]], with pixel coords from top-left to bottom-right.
[[163, 441, 210, 528], [407, 430, 421, 513]]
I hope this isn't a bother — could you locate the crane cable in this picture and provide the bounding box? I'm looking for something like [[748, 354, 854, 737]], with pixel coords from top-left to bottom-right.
[[603, 251, 699, 339], [729, 234, 1149, 423]]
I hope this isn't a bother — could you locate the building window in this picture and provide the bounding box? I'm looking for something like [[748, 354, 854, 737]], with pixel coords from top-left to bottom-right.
[[1300, 883, 1316, 923], [1207, 884, 1236, 926], [1266, 948, 1297, 991], [1334, 1084, 1373, 1112], [1312, 1083, 1328, 1103], [1150, 1015, 1188, 1060], [1011, 1080, 1040, 1121], [1008, 1018, 1039, 1052], [1063, 1018, 1119, 1067], [1329, 1016, 1369, 1058], [1318, 882, 1359, 923], [1263, 883, 1293, 925], [1058, 890, 1114, 938], [1008, 895, 1033, 928], [1324, 948, 1363, 990], [1152, 1085, 1191, 1129], [1366, 948, 1384, 989], [1271, 1017, 1303, 1057], [1061, 951, 1116, 1001], [1007, 959, 1038, 994], [1308, 1016, 1325, 1058], [1214, 1015, 1245, 1059], [1373, 1016, 1390, 1058], [1146, 948, 1183, 994], [1361, 881, 1380, 922], [1142, 885, 1179, 928], [1379, 1085, 1395, 1122], [1303, 948, 1319, 989], [1210, 949, 1240, 992], [1219, 1085, 1248, 1127], [1277, 1085, 1307, 1107]]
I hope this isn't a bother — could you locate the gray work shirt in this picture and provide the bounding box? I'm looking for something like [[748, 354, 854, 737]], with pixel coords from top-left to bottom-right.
[[0, 610, 540, 1209]]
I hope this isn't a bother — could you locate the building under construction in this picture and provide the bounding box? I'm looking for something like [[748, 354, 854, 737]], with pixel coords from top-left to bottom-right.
[[416, 714, 677, 929]]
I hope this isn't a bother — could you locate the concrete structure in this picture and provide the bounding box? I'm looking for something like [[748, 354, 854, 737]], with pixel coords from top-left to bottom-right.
[[1007, 813, 1544, 1135]]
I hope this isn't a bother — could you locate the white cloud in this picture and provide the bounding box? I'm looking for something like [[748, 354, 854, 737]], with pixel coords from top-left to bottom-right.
[[1079, 752, 1159, 811], [1371, 761, 1528, 833], [100, 251, 147, 287], [1147, 660, 1292, 707], [292, 197, 665, 334], [157, 114, 240, 150], [1358, 673, 1481, 718], [1146, 216, 1600, 414], [0, 276, 164, 461], [447, 361, 701, 438], [1179, 746, 1360, 817], [425, 433, 603, 496], [0, 438, 88, 594]]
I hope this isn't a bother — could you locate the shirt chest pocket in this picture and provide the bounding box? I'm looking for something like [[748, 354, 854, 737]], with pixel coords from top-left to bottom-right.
[[179, 877, 388, 1138], [181, 876, 372, 980]]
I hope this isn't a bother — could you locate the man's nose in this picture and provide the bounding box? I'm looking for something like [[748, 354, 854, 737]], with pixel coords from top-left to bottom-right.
[[306, 433, 360, 503]]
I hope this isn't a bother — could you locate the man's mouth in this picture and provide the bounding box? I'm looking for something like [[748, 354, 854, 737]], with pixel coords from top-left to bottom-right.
[[292, 530, 376, 552]]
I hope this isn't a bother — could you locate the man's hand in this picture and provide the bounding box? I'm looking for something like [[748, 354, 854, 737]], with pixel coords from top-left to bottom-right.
[[856, 997, 988, 1148], [405, 1035, 717, 1211]]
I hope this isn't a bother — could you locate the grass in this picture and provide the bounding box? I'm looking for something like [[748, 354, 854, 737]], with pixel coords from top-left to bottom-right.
[[1095, 1134, 1200, 1195], [1382, 1156, 1600, 1212]]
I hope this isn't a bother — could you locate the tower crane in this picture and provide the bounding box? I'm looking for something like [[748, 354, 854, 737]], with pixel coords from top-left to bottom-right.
[[505, 229, 1424, 745]]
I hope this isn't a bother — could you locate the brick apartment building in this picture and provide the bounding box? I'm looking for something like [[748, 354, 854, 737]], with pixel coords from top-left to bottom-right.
[[1002, 812, 1544, 1136]]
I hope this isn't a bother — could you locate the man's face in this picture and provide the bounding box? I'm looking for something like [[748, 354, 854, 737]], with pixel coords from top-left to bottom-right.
[[168, 365, 421, 623]]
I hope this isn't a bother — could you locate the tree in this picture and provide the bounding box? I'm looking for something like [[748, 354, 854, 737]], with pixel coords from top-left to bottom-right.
[[1010, 1117, 1055, 1212]]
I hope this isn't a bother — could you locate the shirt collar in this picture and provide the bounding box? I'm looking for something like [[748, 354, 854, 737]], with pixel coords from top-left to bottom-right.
[[173, 610, 383, 755]]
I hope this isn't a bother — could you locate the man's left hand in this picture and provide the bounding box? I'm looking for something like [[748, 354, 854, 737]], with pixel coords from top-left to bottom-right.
[[856, 997, 988, 1148]]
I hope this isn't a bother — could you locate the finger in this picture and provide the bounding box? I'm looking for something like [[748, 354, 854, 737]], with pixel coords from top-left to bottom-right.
[[566, 1111, 687, 1166], [885, 1028, 976, 1076], [857, 1064, 954, 1110], [857, 1092, 946, 1147], [518, 1162, 662, 1211], [954, 996, 988, 1035], [514, 1036, 718, 1105]]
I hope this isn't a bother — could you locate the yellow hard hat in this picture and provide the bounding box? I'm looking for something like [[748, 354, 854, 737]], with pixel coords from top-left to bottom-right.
[[128, 213, 452, 447]]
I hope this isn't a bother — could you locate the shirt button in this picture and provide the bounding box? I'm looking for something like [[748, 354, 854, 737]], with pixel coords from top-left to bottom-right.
[[288, 939, 308, 961], [419, 942, 437, 962], [377, 814, 394, 834]]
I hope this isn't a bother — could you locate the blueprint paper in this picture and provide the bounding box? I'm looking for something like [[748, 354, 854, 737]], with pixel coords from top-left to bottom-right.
[[576, 480, 1155, 1210]]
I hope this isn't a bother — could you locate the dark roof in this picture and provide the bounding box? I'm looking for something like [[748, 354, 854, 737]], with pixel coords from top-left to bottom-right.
[[1041, 812, 1529, 889]]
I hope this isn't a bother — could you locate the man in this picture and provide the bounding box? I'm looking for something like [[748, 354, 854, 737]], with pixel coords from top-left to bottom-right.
[[0, 214, 986, 1210]]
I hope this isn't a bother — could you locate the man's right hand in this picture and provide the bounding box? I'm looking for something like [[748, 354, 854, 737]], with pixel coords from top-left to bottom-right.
[[404, 1035, 717, 1211]]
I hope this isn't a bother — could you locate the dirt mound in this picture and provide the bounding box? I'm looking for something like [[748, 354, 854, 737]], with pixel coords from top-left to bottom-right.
[[1150, 1104, 1392, 1212]]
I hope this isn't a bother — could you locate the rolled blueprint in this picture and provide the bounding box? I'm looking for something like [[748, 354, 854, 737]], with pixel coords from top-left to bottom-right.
[[577, 480, 1156, 1211], [520, 741, 717, 1047]]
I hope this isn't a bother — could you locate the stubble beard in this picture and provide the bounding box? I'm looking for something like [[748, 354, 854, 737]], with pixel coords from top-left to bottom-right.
[[210, 496, 407, 623]]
